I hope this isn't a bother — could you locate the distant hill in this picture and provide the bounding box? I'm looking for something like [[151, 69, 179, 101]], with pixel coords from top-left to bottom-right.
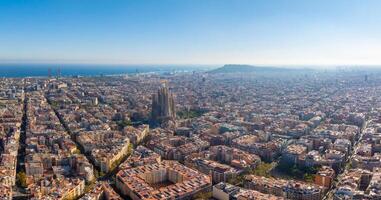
[[210, 64, 306, 73]]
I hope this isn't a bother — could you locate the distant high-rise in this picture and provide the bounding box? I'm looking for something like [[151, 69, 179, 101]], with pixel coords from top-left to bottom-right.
[[56, 67, 61, 78], [48, 68, 52, 78], [151, 81, 176, 124]]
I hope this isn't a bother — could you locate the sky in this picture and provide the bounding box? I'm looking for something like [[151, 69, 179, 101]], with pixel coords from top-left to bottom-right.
[[0, 0, 381, 66]]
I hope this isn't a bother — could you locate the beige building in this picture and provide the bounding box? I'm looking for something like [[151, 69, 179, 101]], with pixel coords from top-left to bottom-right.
[[116, 160, 211, 200]]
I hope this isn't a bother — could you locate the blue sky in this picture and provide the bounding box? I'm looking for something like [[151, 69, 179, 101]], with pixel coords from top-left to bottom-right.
[[0, 0, 380, 66]]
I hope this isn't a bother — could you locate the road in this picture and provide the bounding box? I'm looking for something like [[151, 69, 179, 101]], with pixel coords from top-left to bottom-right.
[[323, 120, 368, 200]]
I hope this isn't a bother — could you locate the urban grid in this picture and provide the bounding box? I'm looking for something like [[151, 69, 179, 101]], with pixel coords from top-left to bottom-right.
[[1, 65, 381, 200]]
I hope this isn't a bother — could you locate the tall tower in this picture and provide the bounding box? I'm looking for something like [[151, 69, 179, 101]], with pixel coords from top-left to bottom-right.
[[48, 68, 52, 78], [151, 80, 176, 124]]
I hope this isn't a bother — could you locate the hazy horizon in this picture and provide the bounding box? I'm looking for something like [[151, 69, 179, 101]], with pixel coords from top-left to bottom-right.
[[1, 62, 381, 70], [1, 0, 381, 66]]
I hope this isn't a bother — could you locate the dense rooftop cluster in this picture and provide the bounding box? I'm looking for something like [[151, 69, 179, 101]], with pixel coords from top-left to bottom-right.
[[0, 79, 24, 200], [116, 160, 211, 200], [2, 69, 381, 199], [80, 181, 123, 200], [25, 90, 93, 199]]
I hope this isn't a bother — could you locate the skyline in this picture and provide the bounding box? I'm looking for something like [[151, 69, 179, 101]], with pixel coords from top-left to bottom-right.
[[1, 0, 381, 66]]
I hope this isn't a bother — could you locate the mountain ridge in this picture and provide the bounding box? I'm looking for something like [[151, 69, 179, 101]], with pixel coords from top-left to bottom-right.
[[210, 64, 311, 73]]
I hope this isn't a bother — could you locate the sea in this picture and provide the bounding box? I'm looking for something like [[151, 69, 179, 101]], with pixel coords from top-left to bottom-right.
[[0, 64, 212, 78]]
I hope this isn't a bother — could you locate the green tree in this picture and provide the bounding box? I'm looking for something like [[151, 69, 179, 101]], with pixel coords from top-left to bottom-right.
[[252, 162, 273, 177], [17, 171, 27, 188], [177, 109, 206, 119], [99, 171, 105, 177], [127, 143, 134, 155], [72, 149, 81, 154], [116, 120, 133, 129], [227, 174, 245, 186], [194, 191, 212, 200], [304, 173, 315, 183]]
